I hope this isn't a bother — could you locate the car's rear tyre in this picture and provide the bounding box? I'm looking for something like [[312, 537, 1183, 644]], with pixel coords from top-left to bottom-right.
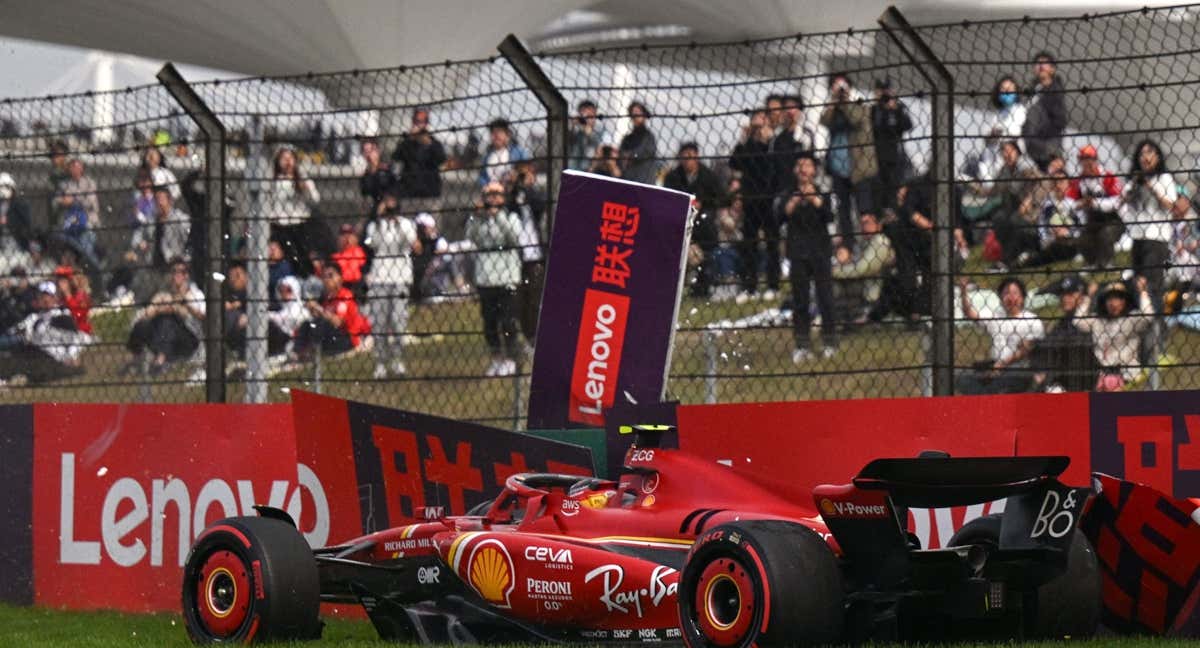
[[182, 516, 321, 644], [679, 520, 843, 647], [949, 513, 1100, 639]]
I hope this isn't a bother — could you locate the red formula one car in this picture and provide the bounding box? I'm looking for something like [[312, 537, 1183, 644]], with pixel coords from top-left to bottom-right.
[[181, 427, 1101, 645]]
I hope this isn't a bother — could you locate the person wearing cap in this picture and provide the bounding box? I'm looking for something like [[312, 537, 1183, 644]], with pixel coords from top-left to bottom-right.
[[1022, 51, 1069, 171], [0, 279, 90, 384], [331, 223, 367, 298], [618, 101, 658, 185], [1067, 144, 1124, 269], [1029, 275, 1099, 392], [464, 181, 525, 377], [479, 118, 530, 187], [0, 171, 34, 253], [957, 276, 1045, 394], [1074, 277, 1155, 390], [364, 189, 422, 378]]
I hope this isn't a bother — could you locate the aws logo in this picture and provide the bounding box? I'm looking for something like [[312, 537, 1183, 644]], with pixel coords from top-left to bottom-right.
[[466, 539, 515, 608]]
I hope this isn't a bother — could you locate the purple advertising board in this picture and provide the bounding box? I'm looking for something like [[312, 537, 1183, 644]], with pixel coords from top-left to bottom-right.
[[527, 171, 693, 429]]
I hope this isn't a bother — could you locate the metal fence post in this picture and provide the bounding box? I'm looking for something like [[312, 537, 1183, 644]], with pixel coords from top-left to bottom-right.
[[243, 116, 270, 404], [156, 63, 227, 403], [498, 34, 568, 239], [878, 7, 955, 396]]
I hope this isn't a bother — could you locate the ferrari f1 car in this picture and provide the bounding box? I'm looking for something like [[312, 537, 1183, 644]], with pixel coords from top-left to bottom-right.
[[181, 426, 1101, 645]]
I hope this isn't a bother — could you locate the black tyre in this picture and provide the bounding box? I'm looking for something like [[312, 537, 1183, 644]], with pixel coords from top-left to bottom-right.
[[182, 516, 321, 644], [679, 520, 843, 648], [949, 514, 1100, 639]]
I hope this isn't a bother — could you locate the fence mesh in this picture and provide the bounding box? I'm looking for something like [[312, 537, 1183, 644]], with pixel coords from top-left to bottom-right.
[[1, 5, 1198, 421]]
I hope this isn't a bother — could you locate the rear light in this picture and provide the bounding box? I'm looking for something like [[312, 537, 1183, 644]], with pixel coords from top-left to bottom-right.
[[987, 581, 1005, 611]]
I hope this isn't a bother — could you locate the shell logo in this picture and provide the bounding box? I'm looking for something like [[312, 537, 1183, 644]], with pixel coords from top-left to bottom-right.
[[819, 498, 837, 517], [467, 539, 515, 608]]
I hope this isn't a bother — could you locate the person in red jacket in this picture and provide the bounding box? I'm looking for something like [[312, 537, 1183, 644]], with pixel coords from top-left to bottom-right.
[[331, 223, 368, 298], [1066, 144, 1124, 269], [294, 262, 371, 359], [54, 265, 92, 335]]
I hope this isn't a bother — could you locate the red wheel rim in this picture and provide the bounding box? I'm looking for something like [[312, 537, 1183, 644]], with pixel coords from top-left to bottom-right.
[[194, 550, 251, 637], [694, 557, 756, 646]]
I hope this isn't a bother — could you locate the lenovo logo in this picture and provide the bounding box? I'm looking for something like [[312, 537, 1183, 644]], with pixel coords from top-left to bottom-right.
[[568, 290, 630, 426], [57, 453, 330, 568]]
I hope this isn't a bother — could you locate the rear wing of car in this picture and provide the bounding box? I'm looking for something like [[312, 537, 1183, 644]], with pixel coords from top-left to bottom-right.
[[815, 454, 1090, 588]]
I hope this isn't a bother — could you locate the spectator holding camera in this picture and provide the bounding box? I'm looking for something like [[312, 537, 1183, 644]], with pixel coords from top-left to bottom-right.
[[364, 189, 422, 378], [781, 152, 838, 362], [392, 108, 447, 217], [588, 145, 622, 178], [265, 147, 322, 272], [568, 100, 607, 171], [464, 181, 524, 377], [1022, 51, 1069, 171], [730, 108, 781, 301], [1121, 139, 1176, 310], [359, 137, 395, 213], [871, 79, 913, 211], [821, 74, 880, 243], [619, 101, 658, 185], [479, 118, 529, 187]]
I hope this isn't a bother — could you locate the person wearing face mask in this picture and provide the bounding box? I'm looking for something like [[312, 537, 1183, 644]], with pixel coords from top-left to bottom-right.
[[990, 75, 1028, 140]]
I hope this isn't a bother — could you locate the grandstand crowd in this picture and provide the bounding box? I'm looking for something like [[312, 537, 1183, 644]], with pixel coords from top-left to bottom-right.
[[1, 51, 1197, 394]]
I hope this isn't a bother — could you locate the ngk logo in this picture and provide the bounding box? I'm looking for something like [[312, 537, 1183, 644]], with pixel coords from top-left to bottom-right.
[[57, 453, 330, 568]]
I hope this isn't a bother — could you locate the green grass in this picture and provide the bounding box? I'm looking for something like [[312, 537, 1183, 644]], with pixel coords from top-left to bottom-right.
[[3, 603, 1200, 647], [0, 604, 389, 647], [2, 247, 1199, 423]]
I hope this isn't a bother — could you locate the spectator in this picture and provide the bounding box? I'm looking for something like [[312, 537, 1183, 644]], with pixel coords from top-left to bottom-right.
[[47, 140, 71, 196], [413, 213, 462, 299], [115, 186, 191, 304], [1030, 275, 1099, 392], [0, 172, 34, 253], [508, 159, 546, 341], [139, 146, 180, 201], [781, 152, 838, 362], [820, 74, 881, 243], [267, 239, 295, 306], [54, 266, 92, 335], [359, 137, 394, 212], [54, 158, 100, 227], [1120, 139, 1176, 310], [568, 100, 607, 171], [871, 79, 913, 212], [1016, 171, 1083, 268], [222, 261, 249, 355], [0, 267, 35, 332], [0, 281, 88, 384], [1168, 190, 1199, 295], [587, 145, 622, 178], [478, 118, 529, 187], [1075, 279, 1155, 390], [392, 107, 447, 217], [364, 192, 422, 378], [464, 181, 524, 376], [130, 172, 157, 228], [664, 142, 725, 298], [618, 101, 658, 185], [1022, 51, 1069, 171], [989, 75, 1028, 140], [832, 211, 895, 326], [266, 276, 306, 356], [712, 186, 744, 292], [764, 94, 785, 132], [770, 95, 818, 195], [331, 224, 367, 297], [1068, 144, 1124, 269], [294, 262, 371, 359], [957, 276, 1045, 394], [124, 258, 205, 375], [729, 108, 780, 302], [24, 241, 57, 283], [265, 147, 323, 273], [985, 140, 1040, 268]]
